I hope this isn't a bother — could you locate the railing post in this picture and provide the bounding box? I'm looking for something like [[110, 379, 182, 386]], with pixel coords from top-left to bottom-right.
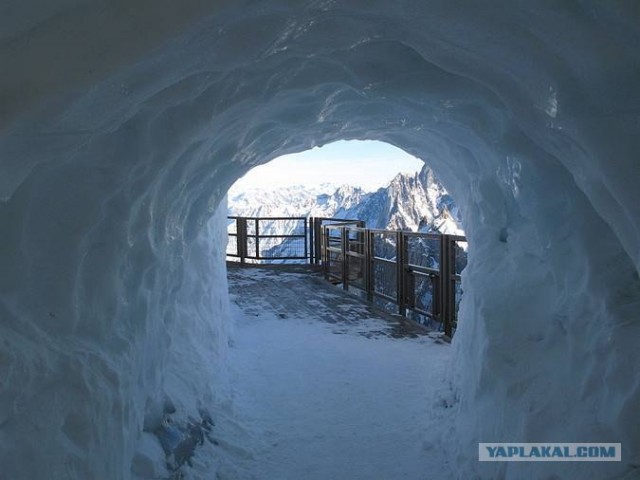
[[397, 231, 407, 316], [303, 217, 309, 262], [322, 226, 330, 279], [440, 234, 453, 338], [432, 270, 440, 319], [451, 238, 458, 331], [254, 218, 260, 260], [308, 217, 315, 263], [238, 217, 247, 264], [341, 226, 348, 290], [365, 229, 373, 302], [405, 235, 415, 311], [315, 219, 322, 265]]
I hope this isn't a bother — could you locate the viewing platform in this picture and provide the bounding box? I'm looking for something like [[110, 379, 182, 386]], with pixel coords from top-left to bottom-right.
[[227, 263, 435, 339], [227, 216, 467, 337]]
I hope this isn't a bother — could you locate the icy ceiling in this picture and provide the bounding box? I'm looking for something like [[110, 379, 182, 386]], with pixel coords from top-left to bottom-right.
[[1, 1, 639, 479]]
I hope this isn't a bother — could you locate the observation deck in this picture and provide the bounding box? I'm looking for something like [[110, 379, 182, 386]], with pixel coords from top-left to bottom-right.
[[226, 216, 467, 338]]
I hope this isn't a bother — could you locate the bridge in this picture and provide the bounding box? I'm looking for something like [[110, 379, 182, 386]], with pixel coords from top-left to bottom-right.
[[227, 216, 466, 337]]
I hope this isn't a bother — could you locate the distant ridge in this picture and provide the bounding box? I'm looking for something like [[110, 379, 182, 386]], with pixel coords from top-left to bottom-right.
[[228, 164, 464, 236]]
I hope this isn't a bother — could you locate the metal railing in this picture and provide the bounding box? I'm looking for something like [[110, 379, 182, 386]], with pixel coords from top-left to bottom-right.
[[227, 216, 363, 264], [226, 215, 467, 337], [321, 224, 466, 337], [309, 217, 365, 264]]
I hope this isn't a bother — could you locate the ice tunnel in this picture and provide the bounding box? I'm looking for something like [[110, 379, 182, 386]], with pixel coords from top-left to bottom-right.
[[1, 1, 639, 479]]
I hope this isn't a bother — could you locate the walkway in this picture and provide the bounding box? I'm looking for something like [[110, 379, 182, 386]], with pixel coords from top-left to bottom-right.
[[222, 264, 457, 480]]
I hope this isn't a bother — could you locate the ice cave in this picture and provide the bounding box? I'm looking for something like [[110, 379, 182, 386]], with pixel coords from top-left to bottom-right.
[[1, 1, 639, 479]]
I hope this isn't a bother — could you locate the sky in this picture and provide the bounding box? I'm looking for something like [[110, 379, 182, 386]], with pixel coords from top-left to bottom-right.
[[231, 140, 424, 192]]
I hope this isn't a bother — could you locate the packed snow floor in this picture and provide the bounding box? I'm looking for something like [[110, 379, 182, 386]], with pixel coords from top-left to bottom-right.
[[219, 265, 457, 480]]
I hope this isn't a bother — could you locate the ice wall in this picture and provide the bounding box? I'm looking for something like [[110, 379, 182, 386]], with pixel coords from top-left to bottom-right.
[[1, 1, 639, 479]]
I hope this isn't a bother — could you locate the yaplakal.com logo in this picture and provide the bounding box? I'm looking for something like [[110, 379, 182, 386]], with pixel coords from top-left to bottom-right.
[[478, 443, 621, 462]]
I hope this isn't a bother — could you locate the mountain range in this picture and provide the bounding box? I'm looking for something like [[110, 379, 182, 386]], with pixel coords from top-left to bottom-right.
[[228, 164, 464, 236]]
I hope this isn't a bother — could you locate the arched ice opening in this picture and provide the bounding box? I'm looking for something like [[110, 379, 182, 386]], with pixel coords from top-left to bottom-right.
[[1, 2, 639, 479]]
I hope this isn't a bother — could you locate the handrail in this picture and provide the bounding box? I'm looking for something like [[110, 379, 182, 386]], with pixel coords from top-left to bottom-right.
[[323, 224, 442, 238], [226, 216, 365, 264], [228, 215, 308, 221]]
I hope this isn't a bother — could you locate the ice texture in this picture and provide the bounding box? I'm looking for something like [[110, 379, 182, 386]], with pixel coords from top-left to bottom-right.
[[1, 1, 639, 479]]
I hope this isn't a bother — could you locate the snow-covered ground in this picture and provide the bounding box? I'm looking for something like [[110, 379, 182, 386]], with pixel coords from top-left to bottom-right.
[[219, 267, 456, 480]]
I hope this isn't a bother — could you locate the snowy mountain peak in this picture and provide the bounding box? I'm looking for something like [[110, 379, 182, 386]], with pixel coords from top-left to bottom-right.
[[228, 165, 463, 236]]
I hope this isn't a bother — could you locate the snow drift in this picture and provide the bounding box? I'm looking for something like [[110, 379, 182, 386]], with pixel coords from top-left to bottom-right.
[[1, 1, 639, 479]]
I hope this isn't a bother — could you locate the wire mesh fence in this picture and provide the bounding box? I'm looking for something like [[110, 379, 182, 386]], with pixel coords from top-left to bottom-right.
[[372, 259, 397, 301]]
